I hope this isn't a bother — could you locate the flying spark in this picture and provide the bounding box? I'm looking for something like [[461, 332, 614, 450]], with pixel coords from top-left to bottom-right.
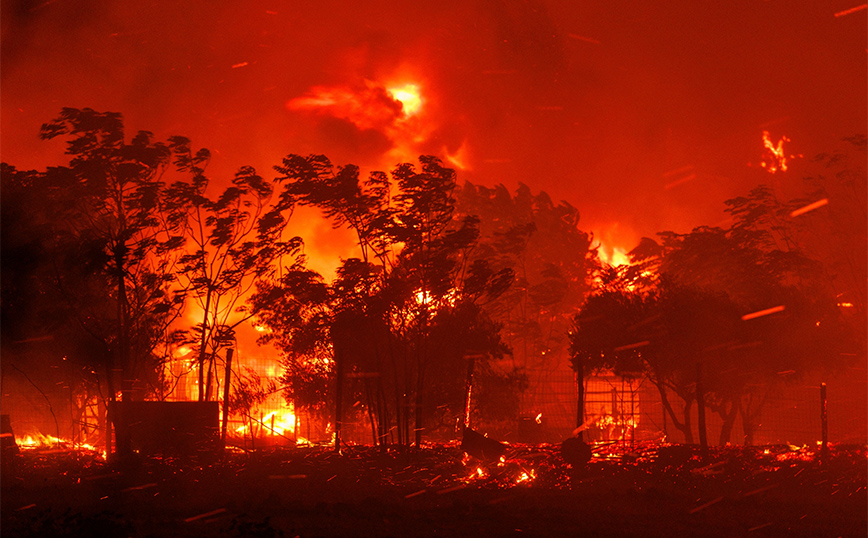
[[662, 165, 694, 177], [568, 34, 601, 44], [741, 305, 785, 321], [834, 4, 867, 17], [665, 173, 696, 190], [614, 341, 650, 351], [790, 198, 828, 217]]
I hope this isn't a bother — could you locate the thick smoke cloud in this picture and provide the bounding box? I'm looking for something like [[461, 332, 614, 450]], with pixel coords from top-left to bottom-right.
[[2, 0, 865, 252]]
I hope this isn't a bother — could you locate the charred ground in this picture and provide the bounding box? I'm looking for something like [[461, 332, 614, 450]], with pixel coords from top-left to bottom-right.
[[2, 442, 865, 538]]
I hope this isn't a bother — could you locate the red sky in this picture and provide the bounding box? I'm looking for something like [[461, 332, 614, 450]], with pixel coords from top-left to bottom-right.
[[2, 0, 865, 258]]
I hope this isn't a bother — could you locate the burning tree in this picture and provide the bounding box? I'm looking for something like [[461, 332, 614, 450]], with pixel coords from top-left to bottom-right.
[[572, 204, 856, 444], [163, 138, 301, 402], [251, 155, 518, 448]]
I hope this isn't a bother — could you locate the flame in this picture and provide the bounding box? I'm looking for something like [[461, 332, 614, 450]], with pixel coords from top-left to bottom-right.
[[760, 131, 789, 173], [16, 432, 102, 455], [413, 288, 457, 308], [595, 414, 639, 429], [598, 245, 631, 267], [17, 433, 66, 448]]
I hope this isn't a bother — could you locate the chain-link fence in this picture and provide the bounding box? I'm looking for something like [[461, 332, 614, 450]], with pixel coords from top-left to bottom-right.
[[515, 365, 867, 446]]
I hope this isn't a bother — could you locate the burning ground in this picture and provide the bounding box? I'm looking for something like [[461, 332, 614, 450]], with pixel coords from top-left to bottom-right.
[[2, 441, 866, 537]]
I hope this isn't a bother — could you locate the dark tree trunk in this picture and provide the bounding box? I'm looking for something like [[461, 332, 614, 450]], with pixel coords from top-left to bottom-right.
[[696, 363, 707, 456], [113, 244, 132, 458], [334, 347, 344, 452], [717, 400, 738, 445], [364, 377, 378, 446], [655, 381, 693, 443], [682, 399, 694, 444]]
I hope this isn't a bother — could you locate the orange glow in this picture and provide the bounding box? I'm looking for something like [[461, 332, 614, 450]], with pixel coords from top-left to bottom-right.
[[443, 141, 471, 170], [287, 74, 472, 174], [387, 83, 422, 117], [235, 404, 307, 444], [259, 408, 296, 437], [288, 83, 402, 131]]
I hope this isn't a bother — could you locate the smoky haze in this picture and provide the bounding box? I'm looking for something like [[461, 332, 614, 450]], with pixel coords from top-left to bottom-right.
[[2, 0, 865, 253]]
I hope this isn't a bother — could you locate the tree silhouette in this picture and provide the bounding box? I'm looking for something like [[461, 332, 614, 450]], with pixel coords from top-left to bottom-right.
[[573, 211, 855, 444], [254, 155, 516, 448], [165, 138, 300, 402], [32, 108, 192, 457]]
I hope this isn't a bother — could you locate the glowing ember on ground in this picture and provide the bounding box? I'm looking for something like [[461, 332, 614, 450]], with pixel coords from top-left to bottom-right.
[[16, 432, 102, 455], [515, 469, 536, 483]]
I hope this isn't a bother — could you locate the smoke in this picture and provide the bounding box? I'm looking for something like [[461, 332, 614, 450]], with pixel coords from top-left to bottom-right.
[[2, 0, 865, 254]]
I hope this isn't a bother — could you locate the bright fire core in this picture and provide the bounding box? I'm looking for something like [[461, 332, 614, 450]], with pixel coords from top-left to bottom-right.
[[388, 84, 422, 117]]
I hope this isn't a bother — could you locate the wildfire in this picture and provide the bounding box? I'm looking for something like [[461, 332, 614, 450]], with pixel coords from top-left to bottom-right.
[[598, 245, 631, 267]]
